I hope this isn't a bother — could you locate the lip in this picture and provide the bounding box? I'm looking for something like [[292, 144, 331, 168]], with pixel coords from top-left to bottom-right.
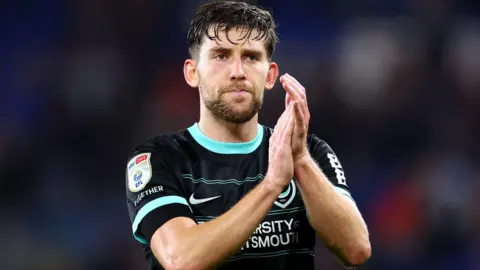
[[226, 89, 249, 93]]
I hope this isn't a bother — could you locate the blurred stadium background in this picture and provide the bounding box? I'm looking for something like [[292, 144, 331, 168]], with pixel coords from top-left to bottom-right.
[[1, 0, 479, 269]]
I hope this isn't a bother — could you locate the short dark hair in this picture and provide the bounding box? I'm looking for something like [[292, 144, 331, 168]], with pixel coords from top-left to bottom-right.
[[187, 1, 279, 60]]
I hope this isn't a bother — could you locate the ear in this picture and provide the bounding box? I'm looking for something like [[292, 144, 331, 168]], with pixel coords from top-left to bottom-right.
[[184, 59, 199, 88], [264, 61, 279, 90]]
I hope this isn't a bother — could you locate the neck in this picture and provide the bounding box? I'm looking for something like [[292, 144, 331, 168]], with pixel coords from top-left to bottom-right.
[[198, 109, 259, 143]]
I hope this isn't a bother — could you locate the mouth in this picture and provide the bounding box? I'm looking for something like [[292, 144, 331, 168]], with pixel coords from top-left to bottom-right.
[[226, 89, 250, 93], [222, 89, 252, 99]]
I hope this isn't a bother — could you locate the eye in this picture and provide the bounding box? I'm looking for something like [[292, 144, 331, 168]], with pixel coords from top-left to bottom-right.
[[245, 55, 258, 61], [214, 53, 227, 60]]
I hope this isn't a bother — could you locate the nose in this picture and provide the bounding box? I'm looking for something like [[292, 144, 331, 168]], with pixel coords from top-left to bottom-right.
[[229, 57, 246, 81]]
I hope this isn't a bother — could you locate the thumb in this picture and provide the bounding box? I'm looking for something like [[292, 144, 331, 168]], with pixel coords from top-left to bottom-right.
[[285, 94, 292, 109]]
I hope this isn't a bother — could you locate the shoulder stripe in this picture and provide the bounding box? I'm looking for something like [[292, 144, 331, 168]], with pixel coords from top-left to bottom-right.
[[132, 195, 192, 244]]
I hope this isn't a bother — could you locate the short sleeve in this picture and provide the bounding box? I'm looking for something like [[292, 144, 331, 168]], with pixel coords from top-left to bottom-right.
[[126, 146, 195, 245], [307, 134, 354, 202]]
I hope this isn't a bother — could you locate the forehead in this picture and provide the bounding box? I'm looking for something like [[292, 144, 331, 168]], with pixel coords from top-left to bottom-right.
[[200, 26, 267, 53]]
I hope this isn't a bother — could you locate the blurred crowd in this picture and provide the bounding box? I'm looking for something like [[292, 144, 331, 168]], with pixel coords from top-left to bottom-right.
[[1, 0, 479, 269]]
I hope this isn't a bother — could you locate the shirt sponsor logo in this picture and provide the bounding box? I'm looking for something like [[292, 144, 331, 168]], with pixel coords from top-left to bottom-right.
[[241, 218, 301, 250]]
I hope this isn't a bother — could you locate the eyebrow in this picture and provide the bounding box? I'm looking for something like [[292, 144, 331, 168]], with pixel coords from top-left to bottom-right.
[[209, 46, 264, 58]]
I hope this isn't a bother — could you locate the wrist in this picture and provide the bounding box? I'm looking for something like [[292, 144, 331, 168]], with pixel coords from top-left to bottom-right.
[[294, 152, 313, 170], [261, 175, 286, 196]]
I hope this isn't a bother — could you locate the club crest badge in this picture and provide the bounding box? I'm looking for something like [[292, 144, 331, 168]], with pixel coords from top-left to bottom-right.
[[274, 179, 296, 209]]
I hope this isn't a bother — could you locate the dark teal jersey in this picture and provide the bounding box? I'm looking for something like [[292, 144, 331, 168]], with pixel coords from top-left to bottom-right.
[[125, 123, 354, 270]]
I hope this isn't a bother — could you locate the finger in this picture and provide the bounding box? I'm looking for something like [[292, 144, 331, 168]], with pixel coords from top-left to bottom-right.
[[282, 79, 302, 103], [284, 75, 310, 120], [273, 110, 287, 136], [282, 74, 310, 126], [273, 104, 290, 134], [283, 103, 296, 144], [278, 108, 288, 124], [292, 94, 309, 124], [278, 103, 294, 141], [285, 94, 292, 108], [284, 74, 307, 104], [285, 74, 306, 95], [301, 98, 311, 124], [283, 81, 306, 113], [284, 74, 307, 103], [280, 102, 294, 122], [293, 101, 307, 136], [275, 103, 292, 135], [279, 100, 293, 123]]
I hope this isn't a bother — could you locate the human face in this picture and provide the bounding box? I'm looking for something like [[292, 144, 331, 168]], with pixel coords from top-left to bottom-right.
[[193, 27, 278, 123]]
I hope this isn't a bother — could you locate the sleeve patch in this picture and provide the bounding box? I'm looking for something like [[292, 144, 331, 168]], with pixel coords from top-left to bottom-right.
[[127, 153, 153, 192], [326, 153, 347, 186]]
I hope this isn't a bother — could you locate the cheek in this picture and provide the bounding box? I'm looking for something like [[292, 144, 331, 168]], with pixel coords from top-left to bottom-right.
[[203, 65, 226, 89], [199, 74, 219, 98], [207, 60, 227, 74], [254, 63, 269, 78], [251, 65, 269, 87]]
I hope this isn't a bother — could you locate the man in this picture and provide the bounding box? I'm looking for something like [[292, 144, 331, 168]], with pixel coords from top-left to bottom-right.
[[126, 1, 371, 269]]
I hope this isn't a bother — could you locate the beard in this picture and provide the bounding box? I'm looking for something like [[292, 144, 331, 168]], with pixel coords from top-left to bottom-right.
[[199, 78, 263, 124]]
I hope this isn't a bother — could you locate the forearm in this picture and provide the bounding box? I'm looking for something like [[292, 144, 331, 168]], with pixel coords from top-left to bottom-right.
[[170, 178, 282, 269], [294, 155, 370, 265]]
